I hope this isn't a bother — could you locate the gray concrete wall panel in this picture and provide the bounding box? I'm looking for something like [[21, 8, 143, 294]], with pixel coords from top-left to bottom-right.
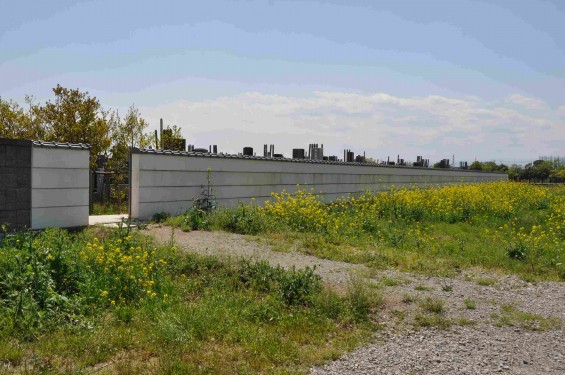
[[131, 152, 507, 220], [31, 206, 89, 230], [31, 147, 90, 229], [31, 188, 89, 208], [31, 168, 90, 189]]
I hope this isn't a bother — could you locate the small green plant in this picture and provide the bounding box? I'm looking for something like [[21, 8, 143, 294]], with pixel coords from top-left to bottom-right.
[[419, 297, 445, 314], [152, 211, 170, 223], [506, 242, 527, 261], [464, 299, 476, 310], [194, 168, 217, 214], [414, 285, 433, 291], [441, 284, 453, 292], [401, 293, 416, 304], [414, 314, 452, 329]]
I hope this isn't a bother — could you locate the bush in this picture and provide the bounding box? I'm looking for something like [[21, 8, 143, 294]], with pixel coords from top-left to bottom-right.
[[239, 260, 322, 306]]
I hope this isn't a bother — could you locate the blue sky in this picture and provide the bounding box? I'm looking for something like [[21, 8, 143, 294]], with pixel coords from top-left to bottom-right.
[[1, 0, 564, 163]]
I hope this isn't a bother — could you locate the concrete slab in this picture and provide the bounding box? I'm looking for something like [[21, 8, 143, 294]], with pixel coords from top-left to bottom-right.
[[89, 214, 129, 226]]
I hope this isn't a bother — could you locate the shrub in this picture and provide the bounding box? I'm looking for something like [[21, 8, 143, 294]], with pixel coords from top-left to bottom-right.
[[239, 260, 322, 306]]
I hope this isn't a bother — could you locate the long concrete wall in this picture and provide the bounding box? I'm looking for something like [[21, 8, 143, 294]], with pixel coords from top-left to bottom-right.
[[130, 151, 508, 219], [31, 143, 90, 229]]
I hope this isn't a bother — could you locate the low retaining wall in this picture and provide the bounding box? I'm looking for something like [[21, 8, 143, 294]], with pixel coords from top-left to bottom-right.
[[130, 150, 508, 219]]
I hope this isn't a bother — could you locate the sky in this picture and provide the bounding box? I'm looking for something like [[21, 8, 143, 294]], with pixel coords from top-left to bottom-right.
[[1, 0, 564, 164]]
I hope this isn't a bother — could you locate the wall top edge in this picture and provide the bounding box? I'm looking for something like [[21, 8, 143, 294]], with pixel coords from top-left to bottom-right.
[[131, 148, 507, 175], [32, 140, 91, 150], [0, 137, 32, 146]]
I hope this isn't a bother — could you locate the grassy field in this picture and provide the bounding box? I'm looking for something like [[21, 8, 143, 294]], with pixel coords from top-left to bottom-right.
[[2, 181, 563, 373], [168, 182, 565, 281], [0, 227, 380, 374]]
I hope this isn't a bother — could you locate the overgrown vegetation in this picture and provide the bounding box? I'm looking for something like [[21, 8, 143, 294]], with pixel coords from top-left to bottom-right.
[[92, 202, 128, 215], [0, 227, 379, 373], [169, 182, 565, 281]]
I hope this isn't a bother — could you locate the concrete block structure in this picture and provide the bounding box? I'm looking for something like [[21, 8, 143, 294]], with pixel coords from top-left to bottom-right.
[[0, 138, 32, 230], [0, 138, 90, 230], [130, 149, 508, 220]]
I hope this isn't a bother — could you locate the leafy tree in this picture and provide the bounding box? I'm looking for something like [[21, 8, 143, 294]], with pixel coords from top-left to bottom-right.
[[37, 85, 111, 168], [523, 160, 552, 182], [0, 96, 44, 140], [469, 161, 483, 171], [107, 105, 151, 164], [507, 164, 524, 181], [162, 125, 185, 151], [550, 169, 565, 183]]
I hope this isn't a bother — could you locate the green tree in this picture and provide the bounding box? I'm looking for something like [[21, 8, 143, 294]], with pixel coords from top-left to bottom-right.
[[469, 161, 483, 171], [162, 125, 185, 151], [524, 160, 552, 182], [0, 96, 44, 140], [507, 164, 524, 181], [37, 85, 111, 168], [105, 105, 151, 173]]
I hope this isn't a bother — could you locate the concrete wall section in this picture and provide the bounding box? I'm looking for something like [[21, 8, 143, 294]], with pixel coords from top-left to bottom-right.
[[31, 144, 90, 229], [0, 138, 32, 229], [131, 151, 508, 219]]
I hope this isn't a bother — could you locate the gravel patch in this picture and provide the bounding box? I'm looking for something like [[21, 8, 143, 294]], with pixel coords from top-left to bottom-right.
[[312, 326, 565, 375]]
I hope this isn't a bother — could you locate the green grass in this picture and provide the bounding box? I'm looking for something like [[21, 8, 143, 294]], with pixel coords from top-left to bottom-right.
[[414, 285, 433, 291], [419, 297, 445, 314], [92, 201, 128, 215], [413, 314, 452, 330], [0, 228, 381, 374], [491, 304, 562, 331], [464, 299, 477, 310], [413, 297, 451, 329], [401, 294, 416, 304]]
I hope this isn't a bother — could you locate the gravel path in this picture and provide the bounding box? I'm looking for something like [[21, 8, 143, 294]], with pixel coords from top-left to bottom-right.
[[146, 225, 364, 288], [145, 226, 565, 375]]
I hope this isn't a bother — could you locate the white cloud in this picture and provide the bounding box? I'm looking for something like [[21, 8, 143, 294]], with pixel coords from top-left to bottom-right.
[[505, 94, 547, 110], [140, 92, 565, 164]]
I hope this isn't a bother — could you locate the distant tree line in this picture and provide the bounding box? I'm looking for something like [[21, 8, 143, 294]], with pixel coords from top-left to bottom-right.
[[0, 85, 184, 172], [468, 159, 565, 183]]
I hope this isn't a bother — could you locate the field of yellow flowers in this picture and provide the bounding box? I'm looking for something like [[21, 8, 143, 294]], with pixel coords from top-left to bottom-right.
[[251, 182, 564, 280]]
